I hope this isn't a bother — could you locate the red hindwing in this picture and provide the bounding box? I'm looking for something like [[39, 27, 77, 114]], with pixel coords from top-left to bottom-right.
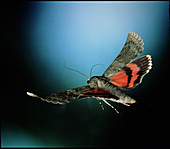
[[78, 88, 118, 99], [110, 55, 152, 89]]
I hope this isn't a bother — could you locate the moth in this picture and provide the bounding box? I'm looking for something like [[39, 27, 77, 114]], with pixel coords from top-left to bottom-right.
[[27, 32, 152, 113]]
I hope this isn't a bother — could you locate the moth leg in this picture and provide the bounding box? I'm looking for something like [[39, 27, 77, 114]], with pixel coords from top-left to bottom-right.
[[96, 97, 105, 111], [107, 98, 130, 106], [100, 98, 119, 114]]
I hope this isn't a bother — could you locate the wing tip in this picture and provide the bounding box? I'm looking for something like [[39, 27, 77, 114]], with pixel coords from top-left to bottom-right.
[[128, 32, 144, 47], [133, 55, 153, 73], [128, 32, 139, 37], [26, 92, 38, 98], [130, 98, 136, 104], [128, 32, 134, 35], [131, 55, 153, 86], [146, 55, 153, 71]]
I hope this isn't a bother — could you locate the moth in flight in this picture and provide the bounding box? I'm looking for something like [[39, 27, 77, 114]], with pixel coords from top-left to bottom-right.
[[27, 32, 152, 113]]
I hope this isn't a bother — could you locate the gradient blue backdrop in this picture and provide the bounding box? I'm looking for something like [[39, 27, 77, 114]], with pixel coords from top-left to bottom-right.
[[2, 1, 169, 147], [23, 1, 169, 92]]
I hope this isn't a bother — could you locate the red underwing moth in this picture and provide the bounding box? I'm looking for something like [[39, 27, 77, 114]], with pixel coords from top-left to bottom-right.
[[27, 32, 152, 113]]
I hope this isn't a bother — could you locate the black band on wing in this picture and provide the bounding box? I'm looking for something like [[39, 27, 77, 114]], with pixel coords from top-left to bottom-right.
[[123, 66, 132, 88], [133, 55, 152, 85]]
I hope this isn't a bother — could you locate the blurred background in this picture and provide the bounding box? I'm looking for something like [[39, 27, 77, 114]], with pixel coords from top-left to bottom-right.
[[2, 1, 169, 148]]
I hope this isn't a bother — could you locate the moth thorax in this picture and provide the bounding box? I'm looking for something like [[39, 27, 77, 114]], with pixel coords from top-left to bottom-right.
[[87, 76, 100, 88]]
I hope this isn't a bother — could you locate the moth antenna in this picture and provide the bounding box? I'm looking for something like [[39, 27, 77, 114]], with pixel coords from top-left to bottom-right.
[[90, 64, 104, 78], [96, 97, 105, 110], [64, 60, 89, 79]]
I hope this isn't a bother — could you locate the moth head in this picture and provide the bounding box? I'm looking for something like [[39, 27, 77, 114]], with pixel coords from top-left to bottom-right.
[[87, 76, 98, 88]]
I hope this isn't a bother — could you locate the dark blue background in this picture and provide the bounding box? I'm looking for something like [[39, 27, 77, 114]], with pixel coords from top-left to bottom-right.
[[2, 1, 169, 148]]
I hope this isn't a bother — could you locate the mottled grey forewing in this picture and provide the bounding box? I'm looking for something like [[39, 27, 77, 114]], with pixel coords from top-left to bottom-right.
[[28, 85, 91, 104], [103, 32, 144, 78]]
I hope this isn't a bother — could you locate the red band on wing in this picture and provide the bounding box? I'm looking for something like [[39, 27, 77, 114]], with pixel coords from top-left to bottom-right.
[[110, 70, 129, 88], [110, 64, 140, 88], [78, 88, 118, 99]]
